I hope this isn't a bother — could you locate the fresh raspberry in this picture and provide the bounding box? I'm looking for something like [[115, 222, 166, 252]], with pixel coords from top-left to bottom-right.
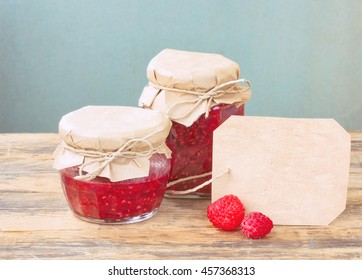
[[207, 195, 245, 231], [241, 212, 273, 239]]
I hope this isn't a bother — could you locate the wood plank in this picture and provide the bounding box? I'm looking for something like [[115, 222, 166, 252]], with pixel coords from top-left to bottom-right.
[[0, 133, 361, 260]]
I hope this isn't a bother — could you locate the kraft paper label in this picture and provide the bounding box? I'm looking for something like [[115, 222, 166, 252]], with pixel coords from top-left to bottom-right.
[[212, 116, 351, 225]]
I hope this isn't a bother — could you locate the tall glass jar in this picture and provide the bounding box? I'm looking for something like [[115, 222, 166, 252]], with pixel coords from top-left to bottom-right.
[[53, 106, 172, 224], [139, 49, 252, 198]]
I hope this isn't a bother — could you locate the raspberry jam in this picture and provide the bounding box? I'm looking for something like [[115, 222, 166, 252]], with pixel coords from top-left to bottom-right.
[[60, 153, 170, 224], [165, 103, 244, 198]]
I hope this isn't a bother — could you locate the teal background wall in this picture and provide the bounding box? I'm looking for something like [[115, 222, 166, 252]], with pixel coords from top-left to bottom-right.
[[1, 0, 361, 132]]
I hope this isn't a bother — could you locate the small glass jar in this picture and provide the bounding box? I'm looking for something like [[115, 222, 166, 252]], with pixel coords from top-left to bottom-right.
[[59, 153, 170, 223], [165, 103, 244, 198], [139, 49, 251, 198], [53, 106, 172, 224]]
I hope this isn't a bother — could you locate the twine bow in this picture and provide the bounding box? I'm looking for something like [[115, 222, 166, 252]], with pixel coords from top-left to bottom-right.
[[62, 132, 164, 181], [149, 78, 251, 120]]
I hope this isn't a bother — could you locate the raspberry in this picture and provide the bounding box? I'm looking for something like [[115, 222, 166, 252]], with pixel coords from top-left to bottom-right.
[[241, 212, 273, 239], [207, 195, 245, 231]]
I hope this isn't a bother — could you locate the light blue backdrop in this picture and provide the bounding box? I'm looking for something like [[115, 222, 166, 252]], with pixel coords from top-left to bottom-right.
[[1, 0, 361, 132]]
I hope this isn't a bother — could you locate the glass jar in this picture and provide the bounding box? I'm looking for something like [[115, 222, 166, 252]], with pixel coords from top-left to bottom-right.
[[53, 106, 172, 224], [139, 49, 252, 198], [165, 103, 244, 198], [60, 153, 170, 224]]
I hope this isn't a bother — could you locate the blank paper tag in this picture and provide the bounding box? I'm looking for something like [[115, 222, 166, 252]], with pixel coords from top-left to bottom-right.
[[212, 116, 351, 225]]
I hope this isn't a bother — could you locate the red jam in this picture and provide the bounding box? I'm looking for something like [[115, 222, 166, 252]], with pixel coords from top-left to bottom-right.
[[165, 103, 244, 198], [60, 154, 170, 224]]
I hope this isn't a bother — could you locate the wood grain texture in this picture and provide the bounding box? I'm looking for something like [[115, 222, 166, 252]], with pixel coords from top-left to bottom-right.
[[0, 133, 361, 260]]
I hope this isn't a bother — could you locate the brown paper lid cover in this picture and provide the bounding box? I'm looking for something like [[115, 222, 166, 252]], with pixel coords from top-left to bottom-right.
[[147, 49, 240, 91], [139, 49, 251, 126], [59, 106, 171, 151], [53, 106, 172, 182]]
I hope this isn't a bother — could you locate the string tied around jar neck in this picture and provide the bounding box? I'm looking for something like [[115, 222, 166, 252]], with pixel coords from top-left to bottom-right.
[[62, 130, 165, 181], [148, 78, 251, 120]]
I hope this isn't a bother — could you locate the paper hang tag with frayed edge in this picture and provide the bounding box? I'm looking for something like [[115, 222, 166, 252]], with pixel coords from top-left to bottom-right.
[[212, 116, 351, 226]]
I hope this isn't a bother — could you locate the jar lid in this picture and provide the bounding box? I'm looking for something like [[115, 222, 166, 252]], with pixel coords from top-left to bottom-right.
[[146, 49, 240, 91], [139, 49, 251, 127], [59, 105, 171, 152], [53, 106, 172, 182]]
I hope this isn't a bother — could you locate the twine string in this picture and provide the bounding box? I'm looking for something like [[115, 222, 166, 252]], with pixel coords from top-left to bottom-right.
[[62, 130, 164, 181], [149, 78, 251, 120], [166, 168, 230, 195]]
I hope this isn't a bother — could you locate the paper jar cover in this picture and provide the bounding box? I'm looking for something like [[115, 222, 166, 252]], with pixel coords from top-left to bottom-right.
[[212, 116, 351, 225], [53, 106, 172, 182], [139, 49, 251, 127]]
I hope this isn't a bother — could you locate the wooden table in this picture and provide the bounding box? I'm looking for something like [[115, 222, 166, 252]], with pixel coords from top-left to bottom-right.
[[0, 133, 361, 260]]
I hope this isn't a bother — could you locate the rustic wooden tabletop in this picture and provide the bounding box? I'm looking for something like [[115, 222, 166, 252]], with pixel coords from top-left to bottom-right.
[[0, 133, 361, 260]]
